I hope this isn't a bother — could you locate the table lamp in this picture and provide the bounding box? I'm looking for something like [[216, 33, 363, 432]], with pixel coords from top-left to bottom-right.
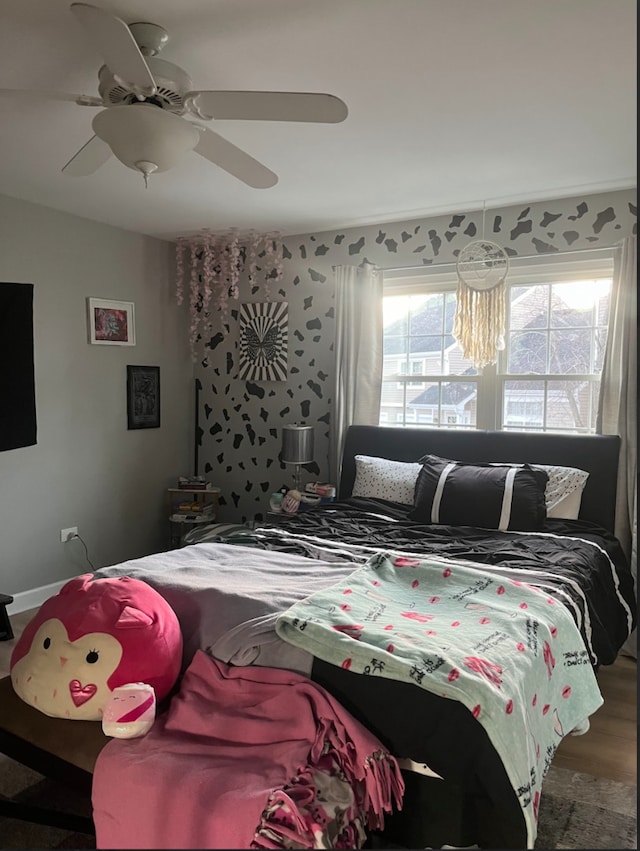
[[281, 424, 314, 491]]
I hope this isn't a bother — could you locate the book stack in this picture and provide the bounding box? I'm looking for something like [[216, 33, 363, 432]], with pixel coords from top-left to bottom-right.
[[177, 475, 210, 490], [170, 501, 217, 523]]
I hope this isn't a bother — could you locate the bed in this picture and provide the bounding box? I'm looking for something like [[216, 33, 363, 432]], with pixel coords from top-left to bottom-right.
[[1, 426, 635, 849], [90, 425, 634, 849]]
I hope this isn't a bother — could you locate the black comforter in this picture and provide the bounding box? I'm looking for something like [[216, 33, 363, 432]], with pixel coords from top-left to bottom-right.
[[253, 498, 635, 669]]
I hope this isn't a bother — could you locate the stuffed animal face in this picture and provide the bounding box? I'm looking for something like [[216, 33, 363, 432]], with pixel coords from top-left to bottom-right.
[[10, 574, 182, 721], [11, 617, 123, 719]]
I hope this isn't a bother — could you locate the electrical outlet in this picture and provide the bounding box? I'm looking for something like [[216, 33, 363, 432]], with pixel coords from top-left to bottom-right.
[[60, 526, 78, 543]]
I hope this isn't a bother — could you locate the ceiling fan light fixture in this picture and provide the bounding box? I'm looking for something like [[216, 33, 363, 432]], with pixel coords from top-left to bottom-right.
[[92, 103, 199, 180], [135, 159, 158, 188]]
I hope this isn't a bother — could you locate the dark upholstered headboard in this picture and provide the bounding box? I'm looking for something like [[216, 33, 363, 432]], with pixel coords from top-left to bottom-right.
[[339, 426, 620, 532]]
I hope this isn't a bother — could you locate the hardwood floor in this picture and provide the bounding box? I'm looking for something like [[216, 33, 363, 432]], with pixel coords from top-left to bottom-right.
[[0, 609, 636, 785], [0, 609, 36, 679], [553, 654, 637, 785]]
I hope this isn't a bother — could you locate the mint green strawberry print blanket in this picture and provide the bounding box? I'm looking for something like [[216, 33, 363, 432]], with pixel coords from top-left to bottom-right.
[[276, 552, 603, 848]]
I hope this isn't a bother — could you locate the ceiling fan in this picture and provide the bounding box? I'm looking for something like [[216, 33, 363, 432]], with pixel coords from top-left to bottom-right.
[[0, 2, 348, 188]]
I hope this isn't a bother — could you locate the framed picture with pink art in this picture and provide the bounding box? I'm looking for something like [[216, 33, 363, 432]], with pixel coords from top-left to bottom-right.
[[87, 298, 136, 346]]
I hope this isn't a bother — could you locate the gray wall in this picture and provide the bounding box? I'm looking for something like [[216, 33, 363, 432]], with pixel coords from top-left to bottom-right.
[[0, 194, 193, 599], [1, 188, 635, 599], [193, 189, 637, 523]]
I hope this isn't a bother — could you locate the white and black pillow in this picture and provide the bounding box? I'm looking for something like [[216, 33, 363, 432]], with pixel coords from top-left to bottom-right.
[[534, 464, 589, 519], [409, 454, 548, 531], [352, 455, 422, 505]]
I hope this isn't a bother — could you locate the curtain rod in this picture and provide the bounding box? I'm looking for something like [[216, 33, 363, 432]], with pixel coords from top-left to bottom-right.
[[382, 244, 617, 274]]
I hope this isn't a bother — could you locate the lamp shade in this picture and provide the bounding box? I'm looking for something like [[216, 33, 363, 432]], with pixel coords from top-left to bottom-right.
[[92, 104, 200, 174], [281, 424, 314, 465]]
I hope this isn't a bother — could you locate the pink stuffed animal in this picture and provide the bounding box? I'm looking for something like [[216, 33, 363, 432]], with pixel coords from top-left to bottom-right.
[[10, 573, 182, 722], [102, 682, 157, 738]]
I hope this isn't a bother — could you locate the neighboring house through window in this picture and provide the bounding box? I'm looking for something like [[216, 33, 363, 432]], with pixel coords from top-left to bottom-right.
[[381, 250, 613, 433]]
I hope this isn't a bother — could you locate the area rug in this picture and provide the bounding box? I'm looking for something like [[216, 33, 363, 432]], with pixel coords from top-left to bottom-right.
[[0, 755, 94, 849], [0, 755, 636, 849], [534, 765, 637, 850]]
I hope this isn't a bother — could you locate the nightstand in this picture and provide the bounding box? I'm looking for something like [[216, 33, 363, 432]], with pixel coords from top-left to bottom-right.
[[167, 486, 220, 548]]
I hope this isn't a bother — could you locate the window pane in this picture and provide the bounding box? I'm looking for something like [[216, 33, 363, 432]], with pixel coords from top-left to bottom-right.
[[551, 284, 593, 328], [549, 328, 591, 374], [545, 379, 596, 432], [594, 328, 608, 373], [383, 296, 409, 335], [596, 289, 611, 325], [380, 379, 406, 410], [508, 330, 548, 374], [411, 293, 443, 334], [444, 291, 456, 334], [551, 281, 610, 326], [409, 336, 442, 374], [510, 284, 549, 330], [503, 381, 545, 430]]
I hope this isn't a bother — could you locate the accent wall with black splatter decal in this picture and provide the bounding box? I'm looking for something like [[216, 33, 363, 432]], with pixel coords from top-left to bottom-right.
[[192, 189, 636, 523]]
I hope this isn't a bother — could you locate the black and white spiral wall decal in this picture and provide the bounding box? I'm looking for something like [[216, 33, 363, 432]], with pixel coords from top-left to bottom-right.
[[239, 301, 288, 381]]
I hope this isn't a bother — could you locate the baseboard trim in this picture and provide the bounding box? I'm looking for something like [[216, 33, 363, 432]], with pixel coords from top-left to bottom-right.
[[6, 578, 73, 615]]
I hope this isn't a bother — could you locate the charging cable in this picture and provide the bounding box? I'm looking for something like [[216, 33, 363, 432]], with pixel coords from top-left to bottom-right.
[[68, 533, 96, 571]]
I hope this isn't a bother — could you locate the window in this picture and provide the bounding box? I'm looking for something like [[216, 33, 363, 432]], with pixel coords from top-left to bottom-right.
[[381, 252, 613, 433]]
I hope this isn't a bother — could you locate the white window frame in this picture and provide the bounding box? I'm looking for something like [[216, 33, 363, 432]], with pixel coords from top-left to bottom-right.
[[382, 249, 614, 432]]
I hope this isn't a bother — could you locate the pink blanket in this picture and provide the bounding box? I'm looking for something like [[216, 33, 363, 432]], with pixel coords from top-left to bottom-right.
[[92, 651, 404, 849]]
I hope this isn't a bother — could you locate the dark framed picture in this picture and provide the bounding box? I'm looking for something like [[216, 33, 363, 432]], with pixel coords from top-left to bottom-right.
[[126, 365, 160, 430]]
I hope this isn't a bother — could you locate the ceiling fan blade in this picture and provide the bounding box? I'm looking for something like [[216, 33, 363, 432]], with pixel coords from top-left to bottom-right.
[[70, 3, 156, 98], [62, 135, 112, 176], [184, 91, 348, 124], [0, 88, 102, 106], [194, 128, 278, 188]]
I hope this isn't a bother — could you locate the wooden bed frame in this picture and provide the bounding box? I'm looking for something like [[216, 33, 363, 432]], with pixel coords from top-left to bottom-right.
[[0, 425, 623, 841]]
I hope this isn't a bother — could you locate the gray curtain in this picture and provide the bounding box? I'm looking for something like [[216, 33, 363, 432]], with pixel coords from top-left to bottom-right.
[[330, 263, 383, 485], [596, 235, 637, 658]]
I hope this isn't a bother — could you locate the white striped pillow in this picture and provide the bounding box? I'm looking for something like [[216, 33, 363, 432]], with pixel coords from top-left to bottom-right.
[[409, 454, 548, 531]]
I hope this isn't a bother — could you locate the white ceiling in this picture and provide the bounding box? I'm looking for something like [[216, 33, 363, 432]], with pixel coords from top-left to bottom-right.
[[0, 0, 636, 241]]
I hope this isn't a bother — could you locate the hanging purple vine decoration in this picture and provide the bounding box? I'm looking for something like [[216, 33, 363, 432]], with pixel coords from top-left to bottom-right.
[[263, 233, 274, 300], [246, 229, 258, 286], [181, 228, 286, 356], [188, 237, 201, 359], [215, 234, 230, 327], [228, 228, 241, 300], [273, 231, 284, 283], [201, 230, 215, 336], [175, 237, 186, 305]]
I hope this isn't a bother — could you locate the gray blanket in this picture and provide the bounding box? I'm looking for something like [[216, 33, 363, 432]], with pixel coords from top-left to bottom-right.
[[95, 542, 358, 671]]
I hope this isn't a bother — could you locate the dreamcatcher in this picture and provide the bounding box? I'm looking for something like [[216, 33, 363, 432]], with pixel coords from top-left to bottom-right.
[[453, 206, 510, 368]]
